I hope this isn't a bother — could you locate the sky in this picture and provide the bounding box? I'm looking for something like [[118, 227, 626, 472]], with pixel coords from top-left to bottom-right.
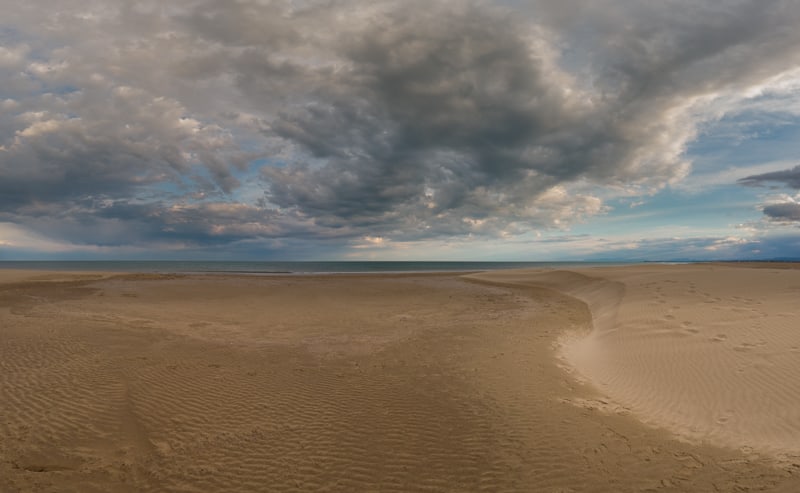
[[2, 0, 800, 261]]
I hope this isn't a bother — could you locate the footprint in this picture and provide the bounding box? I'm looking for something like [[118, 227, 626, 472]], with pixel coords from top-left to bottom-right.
[[716, 410, 734, 425], [734, 341, 766, 352]]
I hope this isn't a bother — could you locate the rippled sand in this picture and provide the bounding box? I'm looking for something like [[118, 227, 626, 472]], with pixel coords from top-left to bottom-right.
[[1, 268, 799, 491], [472, 264, 800, 466]]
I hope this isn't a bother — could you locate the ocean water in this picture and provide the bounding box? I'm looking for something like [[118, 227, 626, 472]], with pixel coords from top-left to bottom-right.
[[0, 260, 627, 274]]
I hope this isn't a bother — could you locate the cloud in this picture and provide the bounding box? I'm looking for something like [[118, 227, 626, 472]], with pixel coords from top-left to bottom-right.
[[256, 0, 694, 239], [0, 44, 29, 69], [2, 0, 800, 255], [762, 201, 800, 222], [738, 164, 800, 189], [738, 165, 800, 223]]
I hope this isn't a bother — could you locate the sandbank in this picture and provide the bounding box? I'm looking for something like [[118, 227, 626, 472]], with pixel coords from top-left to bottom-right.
[[471, 263, 800, 463]]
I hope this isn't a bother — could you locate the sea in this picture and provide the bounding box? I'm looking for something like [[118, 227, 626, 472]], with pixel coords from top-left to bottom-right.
[[0, 260, 629, 275]]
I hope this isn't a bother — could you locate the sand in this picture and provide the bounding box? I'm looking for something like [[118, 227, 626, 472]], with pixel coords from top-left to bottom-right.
[[1, 266, 799, 491], [471, 264, 800, 462]]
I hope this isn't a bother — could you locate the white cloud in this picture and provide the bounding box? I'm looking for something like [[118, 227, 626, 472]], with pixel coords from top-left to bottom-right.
[[0, 44, 29, 68]]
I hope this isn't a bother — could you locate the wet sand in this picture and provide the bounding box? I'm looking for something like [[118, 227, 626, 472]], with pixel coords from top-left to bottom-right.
[[1, 267, 799, 491]]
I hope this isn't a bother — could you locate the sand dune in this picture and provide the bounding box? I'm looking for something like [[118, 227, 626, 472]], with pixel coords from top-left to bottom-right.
[[1, 267, 799, 491], [471, 264, 800, 464]]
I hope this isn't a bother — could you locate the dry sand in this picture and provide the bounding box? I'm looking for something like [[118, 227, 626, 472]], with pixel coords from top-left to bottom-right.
[[471, 264, 800, 462], [1, 266, 799, 491]]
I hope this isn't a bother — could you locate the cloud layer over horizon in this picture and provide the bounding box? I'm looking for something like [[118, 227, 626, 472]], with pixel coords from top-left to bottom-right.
[[2, 0, 800, 259]]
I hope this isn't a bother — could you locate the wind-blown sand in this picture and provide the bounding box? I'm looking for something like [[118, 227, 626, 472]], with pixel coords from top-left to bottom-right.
[[1, 266, 799, 491]]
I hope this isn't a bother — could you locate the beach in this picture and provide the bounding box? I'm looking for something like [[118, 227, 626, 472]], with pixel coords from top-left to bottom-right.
[[1, 266, 799, 491]]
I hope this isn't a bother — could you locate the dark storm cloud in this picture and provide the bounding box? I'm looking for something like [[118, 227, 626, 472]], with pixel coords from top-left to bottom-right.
[[738, 165, 800, 189], [0, 199, 326, 249], [761, 202, 800, 222], [248, 0, 800, 240], [2, 0, 800, 252], [261, 4, 576, 230], [0, 81, 251, 210], [252, 3, 646, 238], [738, 165, 800, 223]]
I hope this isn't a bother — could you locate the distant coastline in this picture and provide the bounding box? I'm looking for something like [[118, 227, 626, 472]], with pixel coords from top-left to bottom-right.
[[0, 260, 633, 275]]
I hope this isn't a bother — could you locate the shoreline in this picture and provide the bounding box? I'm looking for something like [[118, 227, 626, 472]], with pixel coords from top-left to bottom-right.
[[2, 267, 799, 491], [0, 259, 646, 276]]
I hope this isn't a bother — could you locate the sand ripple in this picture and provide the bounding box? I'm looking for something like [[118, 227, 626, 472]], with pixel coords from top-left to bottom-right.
[[2, 269, 799, 491]]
